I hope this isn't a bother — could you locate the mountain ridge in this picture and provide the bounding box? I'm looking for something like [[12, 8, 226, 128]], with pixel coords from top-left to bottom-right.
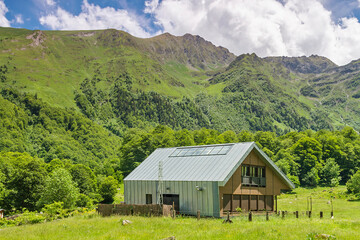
[[0, 27, 360, 133]]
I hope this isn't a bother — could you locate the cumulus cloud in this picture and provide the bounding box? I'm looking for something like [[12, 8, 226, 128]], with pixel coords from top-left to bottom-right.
[[150, 0, 360, 65], [0, 0, 10, 27], [39, 0, 151, 38], [14, 14, 24, 24], [45, 0, 56, 6], [144, 0, 159, 14]]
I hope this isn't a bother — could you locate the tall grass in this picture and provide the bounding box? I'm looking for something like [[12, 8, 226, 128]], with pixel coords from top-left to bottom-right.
[[1, 186, 359, 240]]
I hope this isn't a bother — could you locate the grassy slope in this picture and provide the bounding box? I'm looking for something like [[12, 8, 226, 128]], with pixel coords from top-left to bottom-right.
[[1, 187, 359, 240], [1, 27, 360, 132], [0, 28, 232, 107]]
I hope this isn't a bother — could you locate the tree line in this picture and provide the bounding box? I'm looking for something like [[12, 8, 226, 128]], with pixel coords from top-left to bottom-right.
[[119, 125, 359, 188], [1, 88, 360, 213]]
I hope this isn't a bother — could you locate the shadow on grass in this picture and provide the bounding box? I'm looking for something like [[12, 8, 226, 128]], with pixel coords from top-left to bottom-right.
[[347, 198, 360, 202]]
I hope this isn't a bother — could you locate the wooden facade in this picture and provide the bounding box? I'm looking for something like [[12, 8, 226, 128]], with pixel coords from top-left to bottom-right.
[[219, 150, 290, 216]]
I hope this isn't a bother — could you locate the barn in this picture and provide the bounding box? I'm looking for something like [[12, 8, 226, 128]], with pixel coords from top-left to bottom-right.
[[124, 142, 295, 217]]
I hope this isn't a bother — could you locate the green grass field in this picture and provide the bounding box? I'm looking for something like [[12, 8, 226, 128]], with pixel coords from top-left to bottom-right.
[[1, 186, 359, 240]]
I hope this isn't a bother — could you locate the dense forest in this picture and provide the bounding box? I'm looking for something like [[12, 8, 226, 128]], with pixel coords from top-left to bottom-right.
[[1, 88, 360, 213]]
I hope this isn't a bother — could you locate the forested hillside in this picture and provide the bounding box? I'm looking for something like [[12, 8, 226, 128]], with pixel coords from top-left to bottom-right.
[[1, 27, 360, 212], [0, 27, 359, 133]]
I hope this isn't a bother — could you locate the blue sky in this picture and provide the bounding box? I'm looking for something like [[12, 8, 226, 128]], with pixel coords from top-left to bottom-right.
[[2, 0, 360, 65]]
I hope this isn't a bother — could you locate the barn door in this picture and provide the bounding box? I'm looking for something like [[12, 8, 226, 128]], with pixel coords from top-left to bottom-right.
[[258, 195, 265, 211], [223, 194, 231, 212], [163, 194, 180, 211], [250, 195, 257, 211], [265, 195, 274, 211], [232, 195, 241, 212], [241, 195, 249, 211]]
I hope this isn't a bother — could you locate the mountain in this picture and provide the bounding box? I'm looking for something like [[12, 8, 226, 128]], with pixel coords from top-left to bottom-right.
[[264, 55, 337, 74], [0, 28, 235, 107], [0, 27, 360, 133]]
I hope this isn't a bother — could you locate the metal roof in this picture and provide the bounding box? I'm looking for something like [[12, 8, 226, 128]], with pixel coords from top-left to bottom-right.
[[124, 142, 295, 189]]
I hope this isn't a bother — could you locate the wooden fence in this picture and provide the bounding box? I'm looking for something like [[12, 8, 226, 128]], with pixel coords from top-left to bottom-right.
[[97, 204, 172, 217]]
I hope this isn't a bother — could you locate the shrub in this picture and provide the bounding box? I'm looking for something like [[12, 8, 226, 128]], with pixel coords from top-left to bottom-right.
[[14, 211, 46, 225], [346, 170, 360, 194], [320, 158, 341, 187], [41, 202, 65, 220], [302, 168, 320, 187], [0, 218, 14, 227], [99, 176, 118, 203], [37, 168, 80, 209], [76, 193, 94, 208]]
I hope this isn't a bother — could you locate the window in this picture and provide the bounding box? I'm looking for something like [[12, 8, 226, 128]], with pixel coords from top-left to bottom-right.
[[209, 146, 224, 155], [146, 194, 152, 204], [170, 144, 233, 157], [201, 147, 215, 155], [241, 165, 266, 187]]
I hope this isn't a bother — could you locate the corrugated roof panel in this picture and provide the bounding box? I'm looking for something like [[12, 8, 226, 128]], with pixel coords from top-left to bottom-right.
[[125, 142, 254, 182], [124, 141, 295, 189]]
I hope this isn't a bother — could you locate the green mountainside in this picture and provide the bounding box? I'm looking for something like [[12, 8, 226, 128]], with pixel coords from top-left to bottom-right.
[[264, 55, 337, 74], [0, 27, 360, 134], [2, 27, 360, 210]]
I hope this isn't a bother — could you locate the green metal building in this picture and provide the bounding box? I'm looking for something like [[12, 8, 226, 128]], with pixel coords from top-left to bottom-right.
[[124, 142, 294, 217]]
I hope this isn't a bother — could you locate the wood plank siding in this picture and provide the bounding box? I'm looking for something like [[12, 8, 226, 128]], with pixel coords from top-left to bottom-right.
[[219, 150, 290, 216]]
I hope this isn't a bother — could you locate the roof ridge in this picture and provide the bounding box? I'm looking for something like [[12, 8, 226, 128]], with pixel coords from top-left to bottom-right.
[[155, 141, 254, 150]]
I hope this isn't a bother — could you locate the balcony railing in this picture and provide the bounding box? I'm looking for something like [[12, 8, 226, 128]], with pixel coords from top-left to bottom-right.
[[242, 176, 266, 187]]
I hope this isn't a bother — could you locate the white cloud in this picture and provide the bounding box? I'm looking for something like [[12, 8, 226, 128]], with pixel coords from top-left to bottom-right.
[[150, 0, 360, 65], [0, 0, 10, 27], [46, 0, 56, 6], [39, 0, 151, 38], [144, 0, 159, 14], [15, 14, 24, 24]]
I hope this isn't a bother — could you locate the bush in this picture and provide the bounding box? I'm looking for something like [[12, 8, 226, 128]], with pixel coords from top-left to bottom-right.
[[320, 158, 341, 187], [346, 170, 360, 194], [0, 218, 14, 227], [76, 194, 94, 208], [14, 211, 46, 225], [99, 176, 118, 203], [302, 168, 320, 187], [38, 168, 80, 209], [41, 202, 65, 220]]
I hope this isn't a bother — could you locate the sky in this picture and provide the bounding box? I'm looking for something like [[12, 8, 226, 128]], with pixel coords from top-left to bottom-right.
[[2, 0, 360, 65]]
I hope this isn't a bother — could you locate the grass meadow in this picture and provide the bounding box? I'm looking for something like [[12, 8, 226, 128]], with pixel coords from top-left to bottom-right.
[[1, 186, 359, 240]]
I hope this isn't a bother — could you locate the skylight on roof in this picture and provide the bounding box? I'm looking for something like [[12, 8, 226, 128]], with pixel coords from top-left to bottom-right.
[[170, 144, 233, 157]]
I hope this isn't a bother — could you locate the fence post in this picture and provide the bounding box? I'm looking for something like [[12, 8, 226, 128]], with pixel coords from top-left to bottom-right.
[[266, 211, 269, 221], [197, 210, 200, 221], [249, 211, 252, 222], [172, 202, 176, 219], [330, 199, 334, 218]]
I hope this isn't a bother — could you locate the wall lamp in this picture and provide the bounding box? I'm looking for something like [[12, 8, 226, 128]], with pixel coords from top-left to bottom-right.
[[196, 186, 204, 191]]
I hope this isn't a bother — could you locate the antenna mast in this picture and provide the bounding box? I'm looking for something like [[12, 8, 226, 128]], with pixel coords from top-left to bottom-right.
[[157, 160, 164, 206]]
